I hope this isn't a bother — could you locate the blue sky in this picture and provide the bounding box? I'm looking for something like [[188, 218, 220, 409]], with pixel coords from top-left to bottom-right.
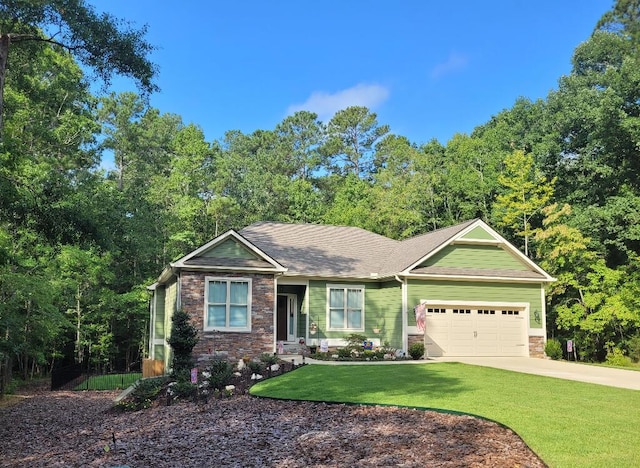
[[99, 1, 609, 148]]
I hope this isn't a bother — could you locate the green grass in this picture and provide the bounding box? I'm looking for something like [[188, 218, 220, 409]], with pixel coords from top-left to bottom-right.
[[73, 373, 142, 391], [250, 363, 640, 467]]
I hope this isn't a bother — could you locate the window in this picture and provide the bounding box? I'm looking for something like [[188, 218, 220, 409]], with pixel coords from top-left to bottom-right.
[[502, 309, 519, 316], [427, 308, 446, 314], [205, 277, 251, 332], [453, 309, 471, 314], [478, 309, 496, 315], [327, 285, 364, 330]]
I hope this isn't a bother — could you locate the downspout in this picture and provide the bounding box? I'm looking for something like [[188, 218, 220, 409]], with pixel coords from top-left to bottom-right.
[[395, 275, 408, 353]]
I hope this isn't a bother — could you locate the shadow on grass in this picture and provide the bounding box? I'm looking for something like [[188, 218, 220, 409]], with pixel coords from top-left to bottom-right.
[[251, 363, 470, 406]]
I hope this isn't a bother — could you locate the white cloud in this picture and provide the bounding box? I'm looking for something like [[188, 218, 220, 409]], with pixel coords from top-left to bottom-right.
[[430, 52, 469, 79], [287, 83, 390, 122]]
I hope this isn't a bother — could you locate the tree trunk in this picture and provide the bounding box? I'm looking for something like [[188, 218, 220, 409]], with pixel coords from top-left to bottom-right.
[[523, 212, 529, 257], [75, 285, 82, 364], [0, 327, 11, 396], [0, 33, 10, 137]]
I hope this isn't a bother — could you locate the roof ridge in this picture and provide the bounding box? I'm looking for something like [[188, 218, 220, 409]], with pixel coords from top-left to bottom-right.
[[242, 221, 398, 240], [401, 218, 478, 242]]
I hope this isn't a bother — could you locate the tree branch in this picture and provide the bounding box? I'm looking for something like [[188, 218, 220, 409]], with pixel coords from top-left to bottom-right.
[[8, 33, 82, 51]]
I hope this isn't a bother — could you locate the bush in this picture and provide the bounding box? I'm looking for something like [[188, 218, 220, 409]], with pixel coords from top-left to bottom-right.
[[247, 361, 263, 374], [345, 333, 368, 349], [203, 359, 233, 391], [167, 309, 198, 379], [337, 347, 352, 359], [408, 342, 425, 360], [117, 377, 166, 411], [168, 380, 197, 400], [362, 350, 375, 360], [627, 335, 640, 363], [605, 348, 633, 368], [379, 341, 398, 357], [259, 353, 279, 366], [545, 338, 563, 360]]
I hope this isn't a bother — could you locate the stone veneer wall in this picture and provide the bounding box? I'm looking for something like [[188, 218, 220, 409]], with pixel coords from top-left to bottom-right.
[[529, 336, 545, 358], [407, 334, 424, 349], [180, 270, 275, 363]]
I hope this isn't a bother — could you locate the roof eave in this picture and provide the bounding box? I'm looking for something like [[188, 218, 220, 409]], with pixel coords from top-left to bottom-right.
[[400, 272, 555, 284], [178, 264, 287, 274]]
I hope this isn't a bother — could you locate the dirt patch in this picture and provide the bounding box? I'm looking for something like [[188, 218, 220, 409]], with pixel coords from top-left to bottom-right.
[[0, 389, 545, 467]]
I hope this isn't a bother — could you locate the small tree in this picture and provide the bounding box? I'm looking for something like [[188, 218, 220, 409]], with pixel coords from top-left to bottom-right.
[[167, 309, 198, 380], [494, 150, 556, 257]]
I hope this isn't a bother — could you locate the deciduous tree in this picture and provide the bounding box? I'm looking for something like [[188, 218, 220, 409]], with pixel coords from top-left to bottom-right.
[[494, 150, 555, 256]]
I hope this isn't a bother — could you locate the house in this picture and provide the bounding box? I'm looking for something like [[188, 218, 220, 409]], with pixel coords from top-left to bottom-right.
[[148, 219, 555, 368]]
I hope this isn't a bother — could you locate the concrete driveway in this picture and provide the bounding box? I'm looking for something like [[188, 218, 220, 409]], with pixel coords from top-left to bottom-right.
[[434, 357, 640, 390]]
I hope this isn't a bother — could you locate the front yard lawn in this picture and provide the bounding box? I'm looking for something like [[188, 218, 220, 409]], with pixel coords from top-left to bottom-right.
[[250, 362, 640, 468], [73, 372, 142, 391]]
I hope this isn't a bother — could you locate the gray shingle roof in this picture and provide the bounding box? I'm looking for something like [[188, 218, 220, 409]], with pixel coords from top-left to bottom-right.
[[239, 220, 478, 279], [240, 222, 399, 278], [387, 219, 478, 273]]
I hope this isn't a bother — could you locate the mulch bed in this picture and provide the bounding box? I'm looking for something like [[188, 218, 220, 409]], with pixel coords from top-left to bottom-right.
[[0, 385, 546, 467]]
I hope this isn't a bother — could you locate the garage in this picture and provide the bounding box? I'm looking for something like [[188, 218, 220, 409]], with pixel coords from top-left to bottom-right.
[[423, 306, 528, 357]]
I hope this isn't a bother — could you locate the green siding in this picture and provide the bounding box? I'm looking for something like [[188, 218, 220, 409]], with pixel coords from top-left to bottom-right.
[[422, 244, 529, 271], [163, 279, 178, 370], [154, 287, 166, 339], [407, 279, 543, 329], [153, 345, 165, 361], [201, 238, 257, 259], [461, 226, 496, 240], [307, 280, 403, 349]]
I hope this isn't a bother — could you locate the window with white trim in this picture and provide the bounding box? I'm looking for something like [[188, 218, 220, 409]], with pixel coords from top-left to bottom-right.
[[205, 277, 252, 332], [327, 284, 364, 331]]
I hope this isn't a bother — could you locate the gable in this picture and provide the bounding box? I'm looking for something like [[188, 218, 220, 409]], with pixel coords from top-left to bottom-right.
[[404, 219, 555, 282], [170, 230, 287, 274], [200, 238, 259, 260], [460, 225, 497, 241], [419, 244, 529, 271]]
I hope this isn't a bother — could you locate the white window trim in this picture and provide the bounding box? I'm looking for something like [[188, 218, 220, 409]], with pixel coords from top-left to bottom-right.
[[326, 284, 365, 332], [204, 276, 252, 332]]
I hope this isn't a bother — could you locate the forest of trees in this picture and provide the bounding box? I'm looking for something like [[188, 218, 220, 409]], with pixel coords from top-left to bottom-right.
[[1, 0, 639, 393]]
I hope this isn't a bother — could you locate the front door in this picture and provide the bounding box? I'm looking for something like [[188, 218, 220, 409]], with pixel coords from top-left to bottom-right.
[[276, 294, 297, 342]]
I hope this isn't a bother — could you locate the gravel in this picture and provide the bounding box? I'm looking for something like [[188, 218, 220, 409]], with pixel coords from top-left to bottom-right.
[[0, 389, 545, 467]]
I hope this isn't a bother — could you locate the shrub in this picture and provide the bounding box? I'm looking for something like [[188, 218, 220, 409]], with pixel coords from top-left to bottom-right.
[[627, 335, 640, 363], [345, 333, 368, 349], [605, 348, 633, 368], [337, 347, 352, 359], [408, 342, 425, 360], [203, 359, 233, 391], [362, 350, 375, 360], [167, 309, 198, 380], [259, 353, 279, 366], [379, 340, 398, 357], [247, 361, 263, 374], [545, 338, 563, 360], [117, 377, 166, 411], [168, 380, 197, 400]]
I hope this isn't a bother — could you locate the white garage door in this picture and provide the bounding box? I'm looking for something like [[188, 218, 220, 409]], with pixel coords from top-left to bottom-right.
[[424, 306, 527, 357]]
